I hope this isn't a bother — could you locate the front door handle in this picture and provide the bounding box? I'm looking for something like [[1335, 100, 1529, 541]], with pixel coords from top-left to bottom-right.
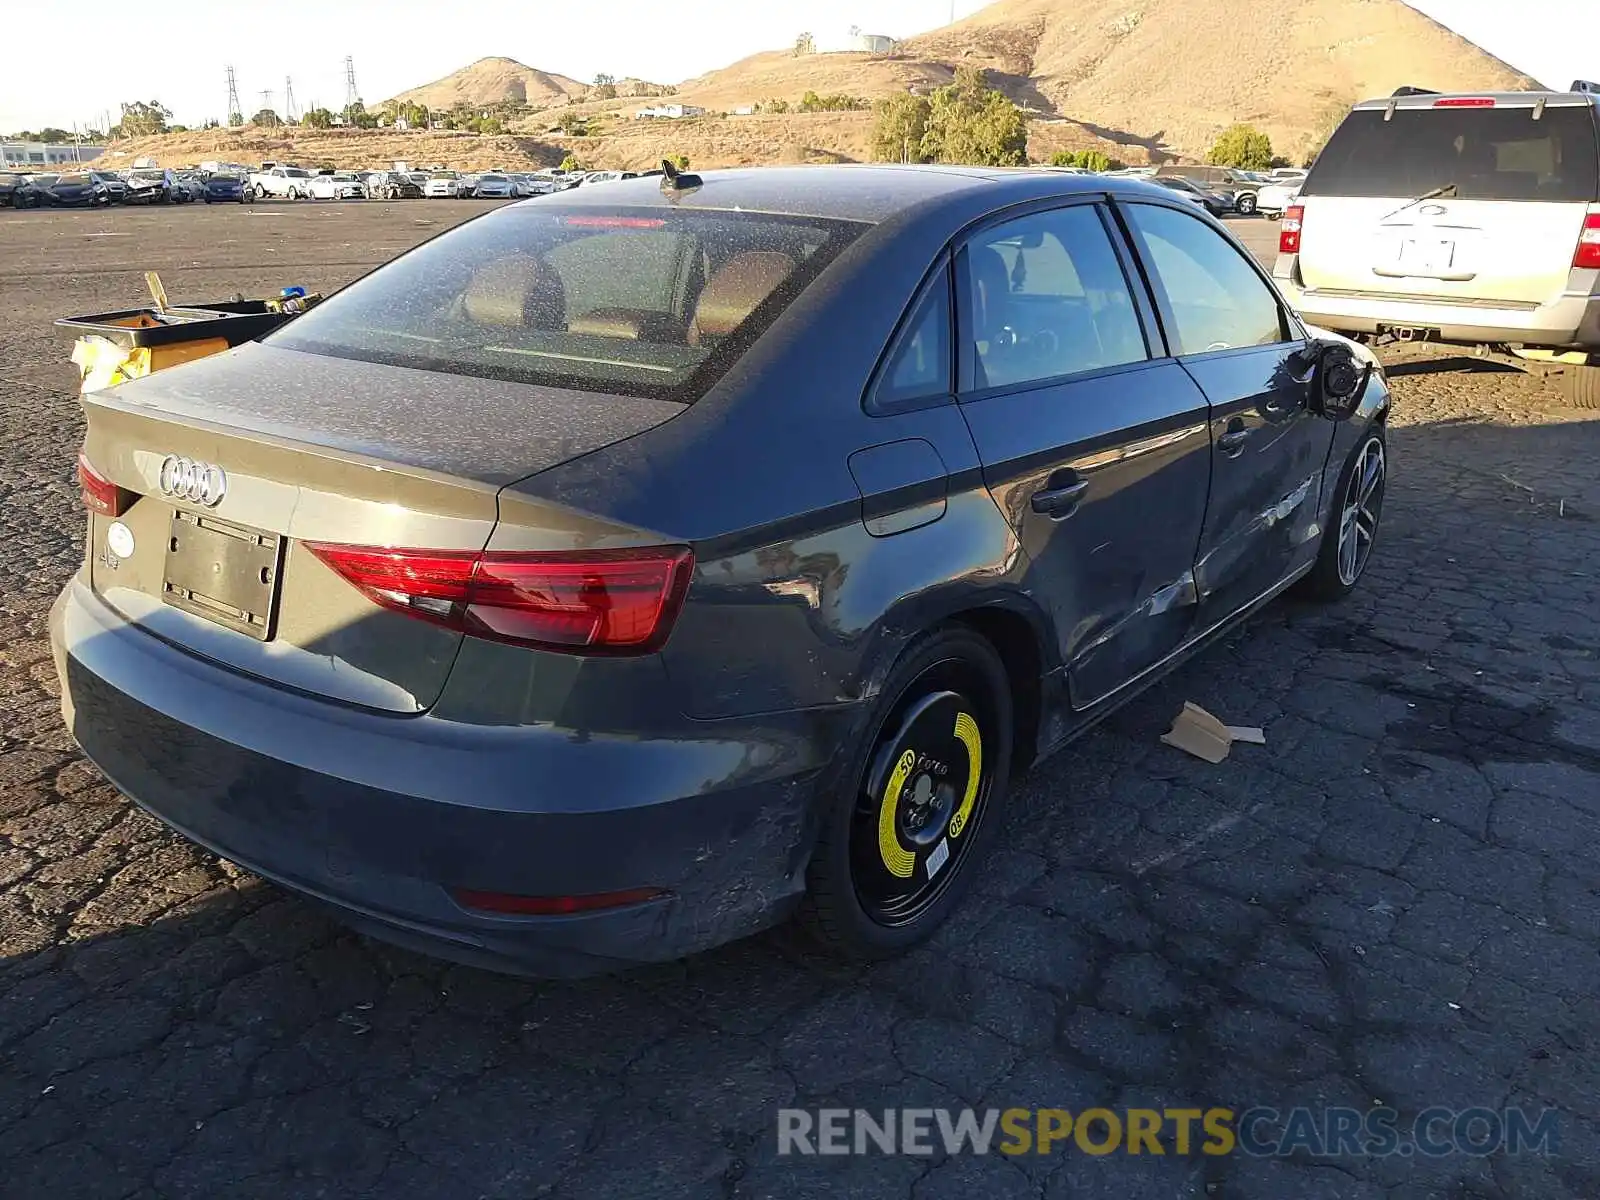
[[1217, 420, 1251, 457], [1031, 478, 1089, 519]]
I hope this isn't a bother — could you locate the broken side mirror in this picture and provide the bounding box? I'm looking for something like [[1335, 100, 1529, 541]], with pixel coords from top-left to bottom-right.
[[1298, 339, 1372, 421]]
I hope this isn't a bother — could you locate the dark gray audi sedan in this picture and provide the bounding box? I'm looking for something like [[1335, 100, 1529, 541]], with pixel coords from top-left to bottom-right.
[[53, 166, 1390, 975]]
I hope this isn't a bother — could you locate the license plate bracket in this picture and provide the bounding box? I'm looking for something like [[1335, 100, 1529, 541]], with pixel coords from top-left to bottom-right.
[[162, 511, 284, 640]]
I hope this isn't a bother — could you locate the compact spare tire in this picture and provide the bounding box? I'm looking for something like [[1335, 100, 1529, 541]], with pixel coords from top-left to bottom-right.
[[800, 625, 1013, 959]]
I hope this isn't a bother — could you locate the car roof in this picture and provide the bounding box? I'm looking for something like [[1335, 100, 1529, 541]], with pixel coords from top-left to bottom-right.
[[518, 163, 1174, 224], [1354, 88, 1600, 111]]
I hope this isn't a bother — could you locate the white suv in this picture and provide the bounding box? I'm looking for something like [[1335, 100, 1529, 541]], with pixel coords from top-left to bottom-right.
[[1274, 84, 1600, 407]]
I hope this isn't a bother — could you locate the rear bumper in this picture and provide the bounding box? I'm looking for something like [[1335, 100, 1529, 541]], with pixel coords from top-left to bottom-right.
[[51, 577, 848, 976], [1276, 260, 1600, 350]]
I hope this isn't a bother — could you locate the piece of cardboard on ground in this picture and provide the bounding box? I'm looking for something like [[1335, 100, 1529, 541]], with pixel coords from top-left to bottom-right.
[[1161, 702, 1266, 763]]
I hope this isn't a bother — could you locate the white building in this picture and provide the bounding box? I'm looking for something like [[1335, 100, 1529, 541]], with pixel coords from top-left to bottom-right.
[[813, 30, 896, 54], [633, 104, 706, 120], [0, 141, 106, 169]]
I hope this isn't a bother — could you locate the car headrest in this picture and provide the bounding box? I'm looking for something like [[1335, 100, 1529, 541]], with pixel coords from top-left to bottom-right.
[[463, 255, 567, 329], [969, 246, 1013, 340], [567, 308, 647, 340], [689, 252, 796, 345]]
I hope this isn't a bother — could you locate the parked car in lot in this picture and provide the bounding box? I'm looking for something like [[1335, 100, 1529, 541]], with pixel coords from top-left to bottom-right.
[[310, 171, 368, 200], [471, 172, 516, 198], [55, 166, 1389, 977], [88, 171, 129, 204], [1255, 179, 1302, 219], [424, 171, 461, 198], [202, 172, 247, 203], [1158, 165, 1265, 214], [250, 165, 315, 201], [364, 171, 424, 200], [173, 172, 207, 203], [125, 167, 184, 204], [1151, 174, 1233, 216], [33, 173, 110, 207], [1274, 82, 1600, 407], [0, 171, 41, 207]]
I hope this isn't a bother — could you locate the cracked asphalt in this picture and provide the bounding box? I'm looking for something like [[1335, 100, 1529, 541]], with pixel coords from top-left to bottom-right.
[[2, 203, 1599, 1199]]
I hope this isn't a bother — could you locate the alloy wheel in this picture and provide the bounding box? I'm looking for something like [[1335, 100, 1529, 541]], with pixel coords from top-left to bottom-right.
[[1337, 436, 1385, 586]]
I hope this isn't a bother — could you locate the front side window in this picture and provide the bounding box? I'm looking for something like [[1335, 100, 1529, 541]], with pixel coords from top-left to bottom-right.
[[269, 207, 866, 401], [1124, 203, 1286, 355], [962, 205, 1149, 391]]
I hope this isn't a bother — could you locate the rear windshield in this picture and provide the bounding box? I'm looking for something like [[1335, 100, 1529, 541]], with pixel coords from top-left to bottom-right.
[[1305, 105, 1600, 202], [268, 206, 867, 401]]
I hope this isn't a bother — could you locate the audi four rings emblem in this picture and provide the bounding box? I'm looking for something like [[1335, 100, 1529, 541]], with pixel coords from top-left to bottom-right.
[[158, 455, 227, 507]]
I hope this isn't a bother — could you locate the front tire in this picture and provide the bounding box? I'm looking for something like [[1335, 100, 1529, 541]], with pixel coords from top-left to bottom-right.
[[1300, 426, 1386, 602], [800, 626, 1013, 960], [1236, 193, 1257, 215]]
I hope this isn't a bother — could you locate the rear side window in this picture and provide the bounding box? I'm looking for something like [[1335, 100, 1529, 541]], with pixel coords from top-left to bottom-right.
[[1125, 204, 1286, 355], [269, 207, 866, 401], [874, 269, 952, 407], [1305, 106, 1600, 202], [962, 205, 1149, 391]]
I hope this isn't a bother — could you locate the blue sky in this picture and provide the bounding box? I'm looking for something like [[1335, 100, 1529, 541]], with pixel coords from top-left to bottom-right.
[[1, 0, 1592, 134]]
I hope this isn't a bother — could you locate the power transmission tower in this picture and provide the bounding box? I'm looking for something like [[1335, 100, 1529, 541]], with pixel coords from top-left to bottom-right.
[[225, 64, 242, 124], [259, 89, 274, 122], [284, 77, 298, 123], [344, 57, 360, 112]]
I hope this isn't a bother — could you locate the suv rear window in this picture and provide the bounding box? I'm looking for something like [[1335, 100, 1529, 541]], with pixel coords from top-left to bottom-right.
[[269, 206, 866, 401], [1304, 105, 1600, 202]]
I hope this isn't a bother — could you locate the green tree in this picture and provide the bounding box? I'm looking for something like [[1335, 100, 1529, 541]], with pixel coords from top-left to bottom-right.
[[393, 101, 430, 128], [557, 110, 587, 136], [1206, 123, 1274, 171], [251, 109, 281, 128], [921, 67, 1026, 167], [559, 153, 583, 172], [592, 73, 618, 101], [669, 153, 690, 169], [37, 127, 72, 143], [115, 101, 172, 137], [301, 107, 335, 129], [1048, 149, 1116, 172], [761, 97, 790, 114], [343, 100, 378, 129], [228, 110, 244, 128], [794, 31, 815, 56], [871, 93, 932, 163]]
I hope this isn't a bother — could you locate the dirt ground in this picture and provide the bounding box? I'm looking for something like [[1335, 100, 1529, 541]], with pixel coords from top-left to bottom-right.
[[1, 200, 1598, 1199]]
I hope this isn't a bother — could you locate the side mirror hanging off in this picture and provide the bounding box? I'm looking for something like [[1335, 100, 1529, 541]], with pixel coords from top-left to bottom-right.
[[1304, 340, 1372, 422]]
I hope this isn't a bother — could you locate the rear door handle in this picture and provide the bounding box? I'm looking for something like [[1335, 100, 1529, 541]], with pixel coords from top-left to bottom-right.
[[1031, 478, 1089, 519]]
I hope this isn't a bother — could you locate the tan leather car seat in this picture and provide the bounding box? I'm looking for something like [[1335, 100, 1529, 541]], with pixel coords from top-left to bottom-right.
[[463, 256, 567, 329], [688, 252, 796, 346]]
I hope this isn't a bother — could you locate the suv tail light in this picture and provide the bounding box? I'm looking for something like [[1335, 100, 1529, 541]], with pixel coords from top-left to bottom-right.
[[1279, 205, 1304, 255], [1575, 212, 1600, 270], [77, 452, 130, 517], [1432, 97, 1495, 108], [304, 542, 694, 654]]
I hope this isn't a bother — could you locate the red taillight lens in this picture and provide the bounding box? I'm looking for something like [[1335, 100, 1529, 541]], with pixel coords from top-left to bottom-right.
[[77, 452, 129, 517], [303, 542, 694, 654], [452, 886, 667, 915], [1575, 213, 1600, 270], [1279, 204, 1304, 255], [1433, 97, 1495, 108]]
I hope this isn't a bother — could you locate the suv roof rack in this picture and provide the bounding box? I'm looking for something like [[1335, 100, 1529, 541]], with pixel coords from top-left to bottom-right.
[[1571, 80, 1600, 94], [1391, 86, 1439, 97]]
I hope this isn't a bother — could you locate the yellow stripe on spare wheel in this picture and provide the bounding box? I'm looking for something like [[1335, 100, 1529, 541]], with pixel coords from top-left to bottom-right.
[[878, 748, 918, 878], [949, 712, 982, 838]]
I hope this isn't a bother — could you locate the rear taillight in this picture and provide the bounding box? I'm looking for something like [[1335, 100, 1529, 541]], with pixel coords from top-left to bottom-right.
[[1575, 213, 1600, 270], [303, 542, 694, 654], [1279, 204, 1304, 255], [77, 452, 129, 517]]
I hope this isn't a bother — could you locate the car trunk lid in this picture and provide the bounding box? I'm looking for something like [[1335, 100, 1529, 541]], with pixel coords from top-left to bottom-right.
[[80, 342, 682, 712]]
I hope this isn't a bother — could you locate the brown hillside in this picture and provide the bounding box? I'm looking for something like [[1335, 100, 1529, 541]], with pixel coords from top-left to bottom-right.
[[388, 57, 586, 110], [901, 0, 1538, 161]]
